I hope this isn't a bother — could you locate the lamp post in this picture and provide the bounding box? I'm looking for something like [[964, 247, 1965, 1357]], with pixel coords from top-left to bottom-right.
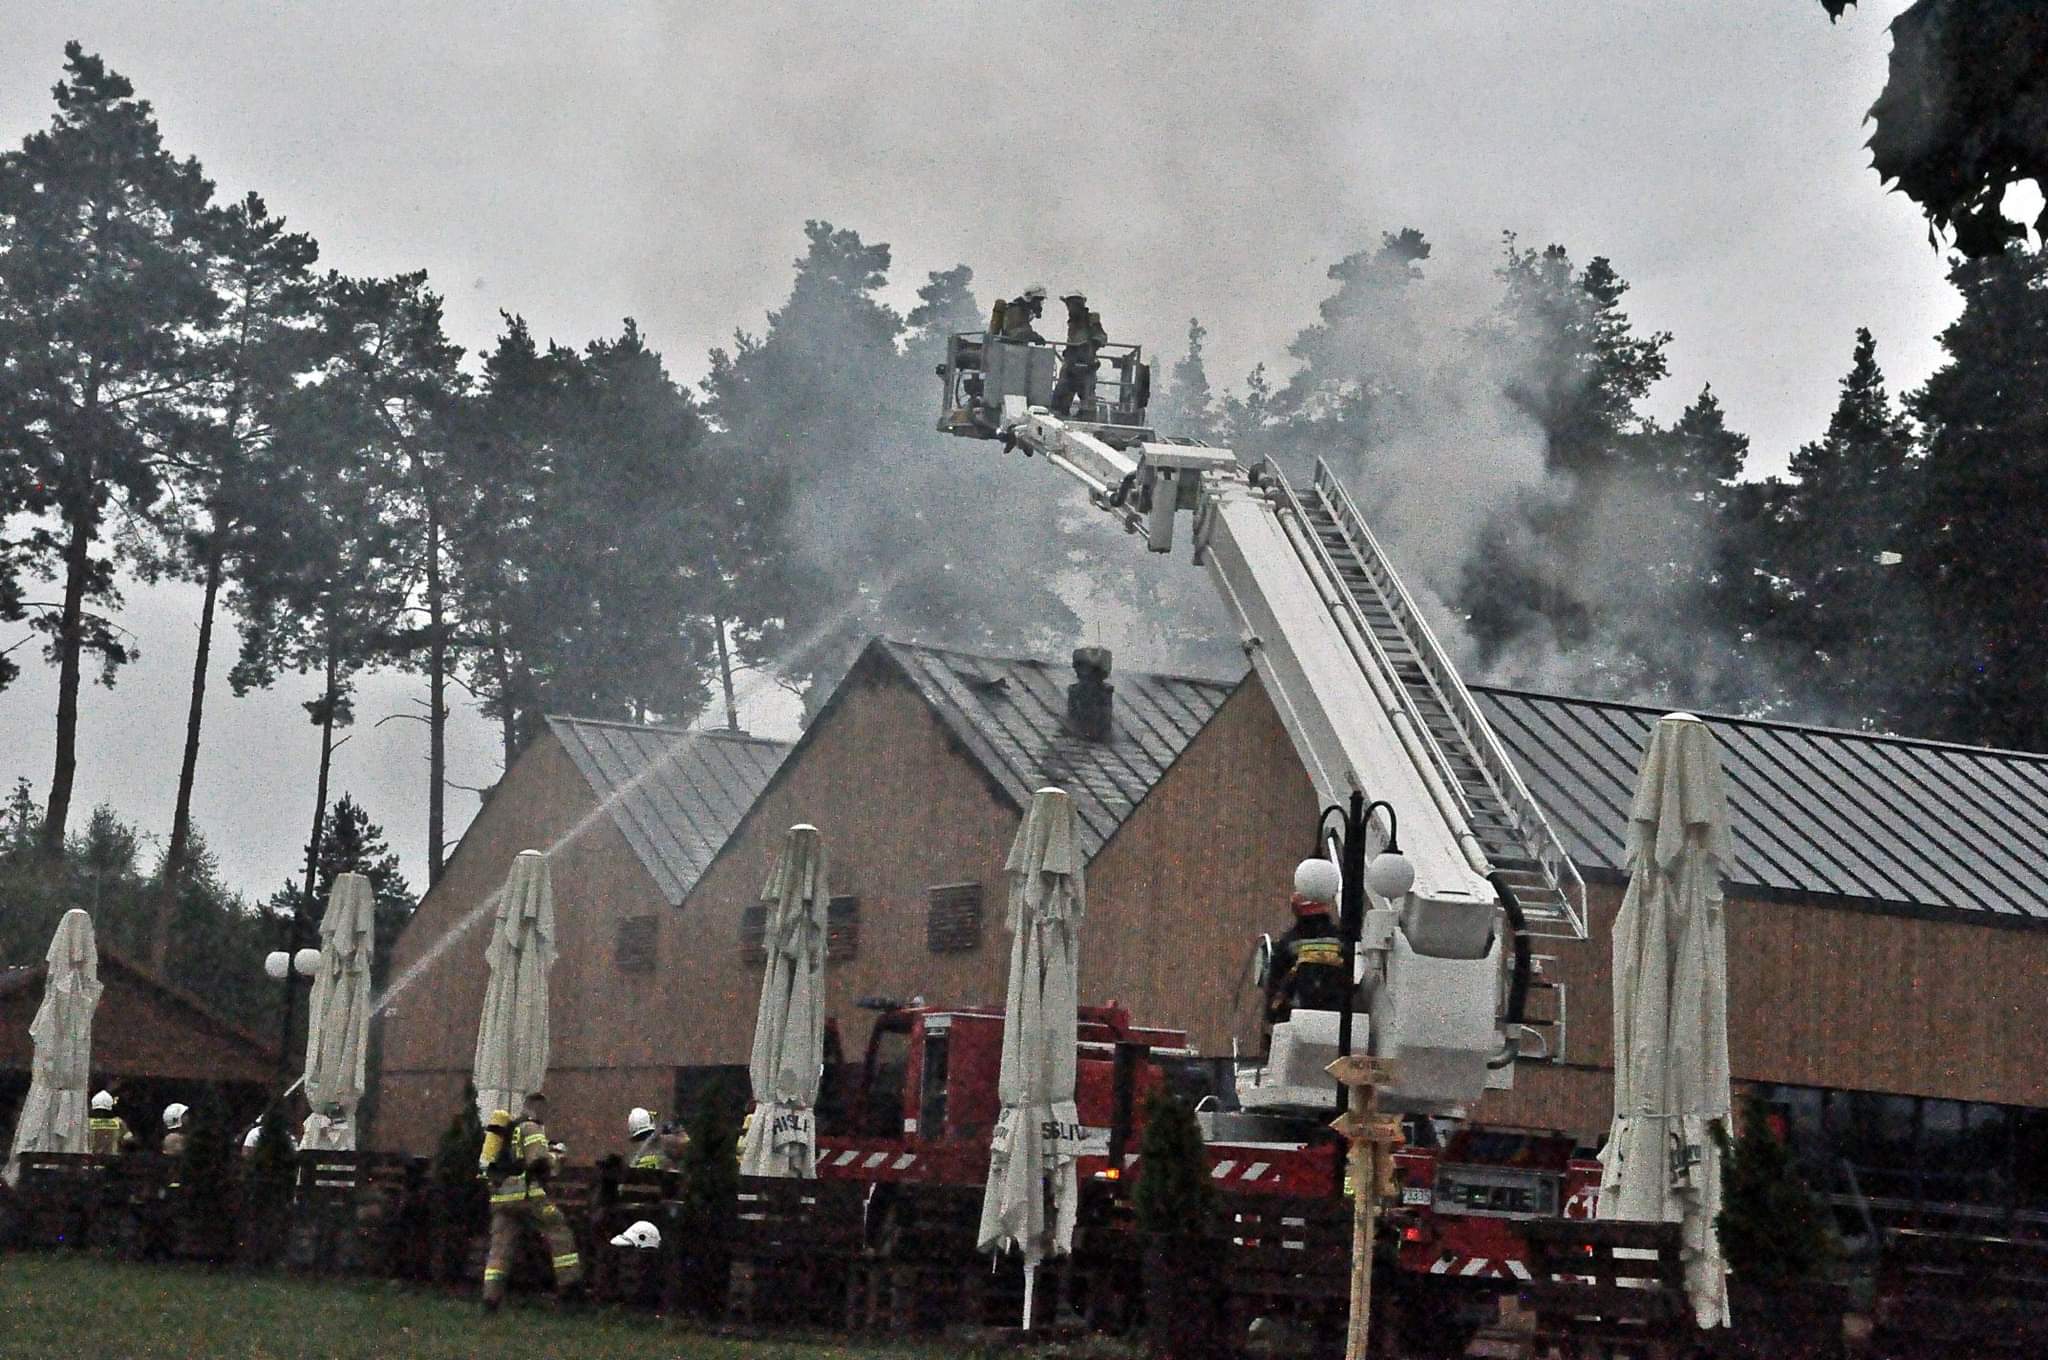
[[1312, 790, 1413, 1360], [266, 942, 319, 1081]]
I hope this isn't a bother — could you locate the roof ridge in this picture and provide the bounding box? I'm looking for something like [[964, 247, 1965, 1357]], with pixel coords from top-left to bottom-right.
[[877, 635, 1240, 690], [1471, 683, 2048, 766], [543, 712, 791, 748]]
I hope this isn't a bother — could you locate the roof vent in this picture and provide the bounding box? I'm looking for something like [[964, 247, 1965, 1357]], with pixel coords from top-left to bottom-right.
[[1067, 647, 1114, 742]]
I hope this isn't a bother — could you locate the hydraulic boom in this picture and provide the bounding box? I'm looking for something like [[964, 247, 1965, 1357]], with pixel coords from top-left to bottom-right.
[[936, 333, 1586, 1114]]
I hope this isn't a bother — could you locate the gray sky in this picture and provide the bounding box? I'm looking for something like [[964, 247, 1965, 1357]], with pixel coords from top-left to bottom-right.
[[0, 1, 1958, 899]]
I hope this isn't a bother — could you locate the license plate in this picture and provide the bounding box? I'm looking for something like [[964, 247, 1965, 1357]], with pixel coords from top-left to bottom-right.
[[1400, 1186, 1432, 1207]]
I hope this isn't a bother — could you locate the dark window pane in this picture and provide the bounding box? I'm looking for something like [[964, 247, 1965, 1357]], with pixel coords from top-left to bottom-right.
[[927, 883, 984, 953]]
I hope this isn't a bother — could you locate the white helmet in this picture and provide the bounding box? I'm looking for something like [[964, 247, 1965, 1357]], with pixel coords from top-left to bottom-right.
[[91, 1090, 115, 1113], [1021, 282, 1048, 301], [162, 1103, 189, 1131], [243, 1125, 264, 1151], [627, 1107, 656, 1139], [1294, 857, 1341, 906], [609, 1219, 661, 1250]]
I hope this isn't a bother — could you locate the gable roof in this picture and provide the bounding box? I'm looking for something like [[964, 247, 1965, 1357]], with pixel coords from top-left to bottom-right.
[[0, 946, 277, 1065], [1475, 686, 2048, 926], [877, 639, 1235, 858], [545, 716, 790, 906]]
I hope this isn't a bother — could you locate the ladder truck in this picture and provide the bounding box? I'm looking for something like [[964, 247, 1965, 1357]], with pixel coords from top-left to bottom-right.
[[935, 331, 1589, 1118]]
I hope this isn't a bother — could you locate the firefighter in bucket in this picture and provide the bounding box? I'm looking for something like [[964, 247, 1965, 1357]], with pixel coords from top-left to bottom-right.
[[1264, 858, 1350, 1037]]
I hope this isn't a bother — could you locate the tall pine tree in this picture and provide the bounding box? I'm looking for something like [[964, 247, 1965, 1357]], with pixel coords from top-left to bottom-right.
[[0, 44, 221, 852], [1910, 245, 2048, 750]]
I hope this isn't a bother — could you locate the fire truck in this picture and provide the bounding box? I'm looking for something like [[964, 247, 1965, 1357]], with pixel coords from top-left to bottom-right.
[[814, 998, 1601, 1294]]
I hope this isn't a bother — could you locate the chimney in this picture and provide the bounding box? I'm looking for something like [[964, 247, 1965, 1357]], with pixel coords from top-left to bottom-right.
[[1067, 647, 1114, 742]]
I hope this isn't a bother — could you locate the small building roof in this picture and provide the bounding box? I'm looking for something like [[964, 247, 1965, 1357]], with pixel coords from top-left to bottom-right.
[[870, 639, 1237, 859], [0, 946, 277, 1079], [544, 716, 791, 906], [1475, 686, 2048, 925]]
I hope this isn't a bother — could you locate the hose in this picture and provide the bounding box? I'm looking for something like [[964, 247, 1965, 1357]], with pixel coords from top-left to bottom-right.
[[1488, 871, 1533, 1069]]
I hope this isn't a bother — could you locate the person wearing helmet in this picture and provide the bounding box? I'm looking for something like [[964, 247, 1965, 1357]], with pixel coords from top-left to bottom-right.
[[999, 283, 1048, 344], [624, 1107, 669, 1171], [87, 1090, 135, 1156], [159, 1102, 191, 1159], [1050, 292, 1109, 420], [479, 1091, 582, 1310], [1264, 859, 1351, 1034]]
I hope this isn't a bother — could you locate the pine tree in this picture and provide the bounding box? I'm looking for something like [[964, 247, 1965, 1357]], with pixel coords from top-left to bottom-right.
[[0, 44, 222, 852], [1909, 245, 2048, 750], [1715, 1099, 1832, 1284], [1153, 317, 1218, 440], [1745, 329, 1925, 729], [139, 191, 323, 975]]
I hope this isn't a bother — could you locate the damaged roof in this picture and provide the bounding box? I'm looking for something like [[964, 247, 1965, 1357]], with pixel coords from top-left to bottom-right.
[[876, 638, 1237, 859], [545, 716, 790, 906], [1474, 686, 2048, 925]]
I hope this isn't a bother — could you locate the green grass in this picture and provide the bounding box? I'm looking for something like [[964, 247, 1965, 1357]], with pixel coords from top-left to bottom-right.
[[0, 1253, 952, 1360]]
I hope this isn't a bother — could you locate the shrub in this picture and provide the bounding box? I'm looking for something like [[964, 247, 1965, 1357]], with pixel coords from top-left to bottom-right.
[[1715, 1097, 1833, 1285], [1133, 1091, 1213, 1239]]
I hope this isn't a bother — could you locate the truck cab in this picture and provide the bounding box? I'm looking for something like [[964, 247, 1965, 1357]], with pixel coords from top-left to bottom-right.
[[937, 332, 1154, 440]]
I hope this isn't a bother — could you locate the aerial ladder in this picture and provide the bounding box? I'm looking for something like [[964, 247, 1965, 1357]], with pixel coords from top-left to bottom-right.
[[936, 332, 1587, 1115]]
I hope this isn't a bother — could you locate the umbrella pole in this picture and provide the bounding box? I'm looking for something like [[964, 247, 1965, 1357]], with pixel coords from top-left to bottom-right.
[[1330, 1056, 1400, 1360], [1022, 1259, 1036, 1331]]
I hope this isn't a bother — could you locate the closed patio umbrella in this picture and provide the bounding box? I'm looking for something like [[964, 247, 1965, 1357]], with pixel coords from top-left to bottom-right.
[[1598, 713, 1733, 1329], [5, 910, 104, 1183], [978, 787, 1086, 1328], [472, 850, 558, 1122], [302, 872, 375, 1150], [740, 824, 829, 1178]]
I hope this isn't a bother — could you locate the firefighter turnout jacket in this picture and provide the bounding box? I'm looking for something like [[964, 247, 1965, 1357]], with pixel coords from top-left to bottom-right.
[[1266, 913, 1350, 1024], [87, 1115, 134, 1156]]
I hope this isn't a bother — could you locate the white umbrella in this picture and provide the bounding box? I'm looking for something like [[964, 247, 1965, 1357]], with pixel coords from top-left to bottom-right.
[[1598, 713, 1733, 1329], [5, 910, 104, 1184], [740, 824, 829, 1178], [472, 850, 558, 1122], [302, 872, 376, 1150], [978, 787, 1086, 1329]]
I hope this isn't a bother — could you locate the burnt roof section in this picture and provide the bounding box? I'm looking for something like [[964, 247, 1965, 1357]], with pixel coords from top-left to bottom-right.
[[1474, 686, 2048, 925], [878, 639, 1236, 860], [545, 716, 790, 906]]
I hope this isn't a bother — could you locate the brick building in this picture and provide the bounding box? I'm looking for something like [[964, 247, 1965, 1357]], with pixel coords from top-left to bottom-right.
[[0, 946, 277, 1147], [374, 637, 2048, 1219]]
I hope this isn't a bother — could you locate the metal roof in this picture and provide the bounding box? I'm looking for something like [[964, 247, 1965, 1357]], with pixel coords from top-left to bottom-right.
[[1474, 686, 2048, 925], [545, 716, 790, 906], [877, 639, 1237, 860]]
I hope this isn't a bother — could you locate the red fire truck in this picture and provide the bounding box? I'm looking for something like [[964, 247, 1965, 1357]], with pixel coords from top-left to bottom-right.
[[813, 999, 1602, 1285]]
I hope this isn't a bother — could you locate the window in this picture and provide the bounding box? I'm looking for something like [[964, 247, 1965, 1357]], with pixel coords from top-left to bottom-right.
[[615, 914, 658, 973], [926, 883, 984, 953], [827, 896, 860, 961], [738, 905, 767, 966]]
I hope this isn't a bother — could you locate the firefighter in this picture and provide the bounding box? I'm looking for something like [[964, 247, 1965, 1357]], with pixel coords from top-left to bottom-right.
[[159, 1102, 191, 1159], [1051, 292, 1108, 419], [999, 284, 1048, 343], [479, 1092, 583, 1310], [624, 1107, 669, 1171], [1264, 860, 1351, 1032], [87, 1090, 135, 1156]]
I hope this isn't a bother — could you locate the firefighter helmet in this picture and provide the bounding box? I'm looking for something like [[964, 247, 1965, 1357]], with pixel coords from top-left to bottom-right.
[[627, 1106, 656, 1139], [1293, 857, 1340, 906], [161, 1102, 189, 1131], [91, 1090, 115, 1112], [609, 1219, 662, 1250]]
